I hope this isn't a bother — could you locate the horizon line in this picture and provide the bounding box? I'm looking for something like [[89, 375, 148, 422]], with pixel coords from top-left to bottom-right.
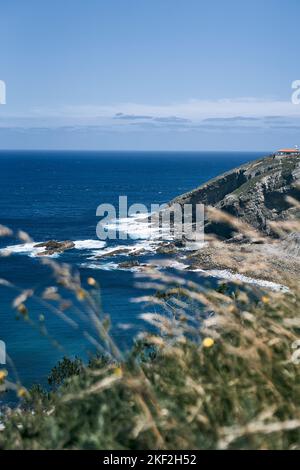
[[0, 148, 270, 153]]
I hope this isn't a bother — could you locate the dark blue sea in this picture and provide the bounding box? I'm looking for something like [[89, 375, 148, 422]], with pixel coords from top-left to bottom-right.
[[0, 150, 264, 397]]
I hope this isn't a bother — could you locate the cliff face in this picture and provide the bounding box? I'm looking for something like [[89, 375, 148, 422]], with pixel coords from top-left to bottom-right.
[[171, 154, 300, 238]]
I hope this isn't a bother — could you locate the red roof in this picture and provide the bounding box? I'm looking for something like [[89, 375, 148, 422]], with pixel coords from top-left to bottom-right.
[[278, 148, 298, 153]]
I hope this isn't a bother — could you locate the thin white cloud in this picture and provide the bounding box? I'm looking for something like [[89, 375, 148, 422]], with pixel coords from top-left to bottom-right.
[[53, 98, 300, 119], [0, 97, 299, 129]]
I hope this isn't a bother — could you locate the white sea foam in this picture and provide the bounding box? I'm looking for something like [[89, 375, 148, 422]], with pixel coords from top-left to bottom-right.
[[0, 239, 106, 258], [81, 257, 190, 273], [81, 261, 144, 272], [101, 207, 205, 249], [105, 213, 174, 241], [81, 261, 120, 271], [74, 240, 106, 250], [82, 257, 289, 291], [88, 239, 158, 260], [193, 268, 289, 292], [0, 243, 55, 258]]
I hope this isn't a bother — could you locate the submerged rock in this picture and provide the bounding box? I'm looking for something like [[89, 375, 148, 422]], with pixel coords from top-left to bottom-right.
[[95, 247, 132, 259], [118, 259, 140, 269], [35, 240, 75, 256], [156, 242, 178, 254]]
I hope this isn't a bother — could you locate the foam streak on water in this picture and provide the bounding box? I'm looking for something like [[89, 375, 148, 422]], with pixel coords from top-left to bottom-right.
[[193, 268, 289, 292]]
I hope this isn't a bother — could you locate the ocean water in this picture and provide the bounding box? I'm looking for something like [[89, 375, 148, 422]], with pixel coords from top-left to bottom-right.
[[0, 150, 264, 393]]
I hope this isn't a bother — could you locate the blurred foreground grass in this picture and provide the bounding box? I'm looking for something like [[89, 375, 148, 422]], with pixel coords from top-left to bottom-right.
[[0, 207, 299, 450]]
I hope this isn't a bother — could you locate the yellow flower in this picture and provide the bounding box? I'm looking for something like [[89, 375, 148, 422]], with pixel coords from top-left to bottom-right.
[[113, 367, 123, 378], [0, 370, 8, 381], [17, 387, 27, 398], [179, 315, 188, 322], [203, 337, 214, 348], [87, 277, 97, 287], [76, 288, 86, 301], [261, 296, 270, 304], [17, 303, 28, 315]]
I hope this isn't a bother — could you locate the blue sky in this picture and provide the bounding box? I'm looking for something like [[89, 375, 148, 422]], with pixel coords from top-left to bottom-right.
[[0, 0, 300, 150]]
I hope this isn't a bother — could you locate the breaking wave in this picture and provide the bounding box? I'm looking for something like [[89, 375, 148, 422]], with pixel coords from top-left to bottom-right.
[[0, 239, 106, 258]]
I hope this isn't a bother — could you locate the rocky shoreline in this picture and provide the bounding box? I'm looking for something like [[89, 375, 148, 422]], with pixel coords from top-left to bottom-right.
[[18, 154, 300, 290], [170, 153, 300, 239], [163, 153, 300, 287]]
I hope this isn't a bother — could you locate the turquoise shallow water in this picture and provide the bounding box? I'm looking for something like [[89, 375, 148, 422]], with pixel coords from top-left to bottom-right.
[[0, 150, 264, 394]]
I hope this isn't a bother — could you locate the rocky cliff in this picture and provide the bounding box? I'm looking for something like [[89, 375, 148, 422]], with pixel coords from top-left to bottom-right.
[[171, 154, 300, 239]]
